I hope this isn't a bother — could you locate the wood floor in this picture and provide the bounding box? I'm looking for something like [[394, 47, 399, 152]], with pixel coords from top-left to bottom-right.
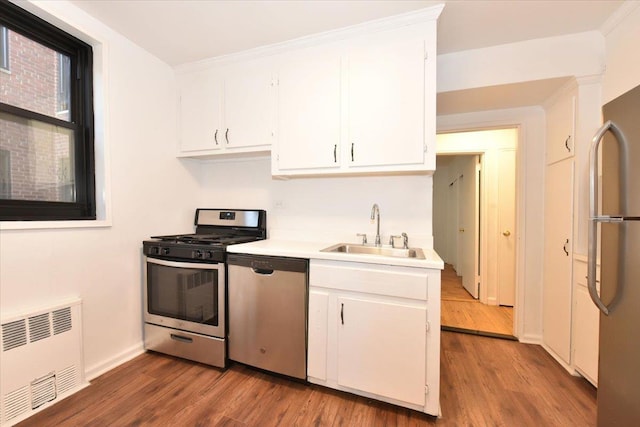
[[441, 264, 514, 336], [17, 332, 596, 427]]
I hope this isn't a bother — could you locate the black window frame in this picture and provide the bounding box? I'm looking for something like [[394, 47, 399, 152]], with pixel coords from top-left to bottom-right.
[[0, 0, 95, 221]]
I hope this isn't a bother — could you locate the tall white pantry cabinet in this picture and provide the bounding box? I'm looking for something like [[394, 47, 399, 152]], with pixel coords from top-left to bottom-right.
[[542, 78, 601, 386]]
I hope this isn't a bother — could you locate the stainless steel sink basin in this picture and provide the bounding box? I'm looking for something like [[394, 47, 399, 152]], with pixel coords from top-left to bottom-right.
[[321, 243, 426, 260]]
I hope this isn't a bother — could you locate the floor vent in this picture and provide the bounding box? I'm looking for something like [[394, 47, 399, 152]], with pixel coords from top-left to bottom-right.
[[0, 299, 85, 426]]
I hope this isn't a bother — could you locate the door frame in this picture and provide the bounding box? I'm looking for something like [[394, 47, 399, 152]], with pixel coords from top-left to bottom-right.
[[436, 126, 521, 338]]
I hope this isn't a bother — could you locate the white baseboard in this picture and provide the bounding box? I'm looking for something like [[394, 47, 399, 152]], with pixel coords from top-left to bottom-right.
[[84, 342, 145, 381], [517, 332, 542, 344], [541, 343, 577, 376]]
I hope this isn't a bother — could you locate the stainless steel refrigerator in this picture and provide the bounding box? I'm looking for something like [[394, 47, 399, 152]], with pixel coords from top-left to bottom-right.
[[589, 84, 640, 426]]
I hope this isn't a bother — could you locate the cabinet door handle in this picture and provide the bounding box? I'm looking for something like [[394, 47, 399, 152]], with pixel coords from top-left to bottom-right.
[[563, 238, 569, 256], [214, 129, 219, 145], [225, 128, 229, 144], [334, 144, 337, 163], [340, 303, 344, 325], [565, 135, 571, 152], [351, 143, 354, 161]]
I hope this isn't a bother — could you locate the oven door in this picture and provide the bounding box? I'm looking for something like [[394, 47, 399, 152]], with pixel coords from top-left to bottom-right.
[[144, 257, 225, 338]]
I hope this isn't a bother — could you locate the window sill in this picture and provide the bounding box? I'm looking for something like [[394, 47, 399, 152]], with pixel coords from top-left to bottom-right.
[[0, 219, 112, 231]]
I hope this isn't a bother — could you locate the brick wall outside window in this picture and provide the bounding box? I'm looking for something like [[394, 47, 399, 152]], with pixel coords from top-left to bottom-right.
[[0, 29, 71, 202]]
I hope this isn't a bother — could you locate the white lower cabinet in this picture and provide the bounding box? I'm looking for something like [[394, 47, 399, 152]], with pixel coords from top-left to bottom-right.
[[336, 296, 426, 406], [308, 259, 441, 415], [572, 258, 599, 386]]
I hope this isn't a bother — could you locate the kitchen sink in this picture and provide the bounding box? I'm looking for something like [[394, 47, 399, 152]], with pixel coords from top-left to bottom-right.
[[320, 243, 426, 259]]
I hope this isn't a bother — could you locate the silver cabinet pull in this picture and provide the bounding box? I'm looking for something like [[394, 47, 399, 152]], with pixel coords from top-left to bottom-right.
[[340, 303, 344, 325], [334, 144, 337, 163], [565, 135, 571, 152], [351, 143, 354, 161], [225, 128, 229, 144], [563, 239, 569, 256], [214, 129, 219, 145]]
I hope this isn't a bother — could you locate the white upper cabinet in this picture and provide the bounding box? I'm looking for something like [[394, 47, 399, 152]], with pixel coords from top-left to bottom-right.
[[272, 13, 440, 177], [178, 69, 222, 153], [347, 37, 426, 169], [177, 58, 274, 157], [545, 87, 576, 165], [223, 60, 274, 150], [275, 46, 342, 171], [175, 4, 442, 171]]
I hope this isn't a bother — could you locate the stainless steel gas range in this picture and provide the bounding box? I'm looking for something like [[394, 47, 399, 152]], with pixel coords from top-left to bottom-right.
[[142, 208, 266, 368]]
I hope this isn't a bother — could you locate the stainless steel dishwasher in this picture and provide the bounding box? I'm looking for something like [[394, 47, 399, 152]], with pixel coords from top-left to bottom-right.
[[227, 253, 308, 379]]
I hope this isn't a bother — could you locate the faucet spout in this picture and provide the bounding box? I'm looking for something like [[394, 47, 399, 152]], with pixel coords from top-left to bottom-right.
[[370, 204, 381, 246]]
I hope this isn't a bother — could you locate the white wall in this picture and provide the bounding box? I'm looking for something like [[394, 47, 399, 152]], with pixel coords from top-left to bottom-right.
[[602, 2, 640, 103], [0, 1, 200, 379], [197, 157, 434, 249]]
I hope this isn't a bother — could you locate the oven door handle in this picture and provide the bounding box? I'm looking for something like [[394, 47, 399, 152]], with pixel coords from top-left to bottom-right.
[[145, 257, 222, 269]]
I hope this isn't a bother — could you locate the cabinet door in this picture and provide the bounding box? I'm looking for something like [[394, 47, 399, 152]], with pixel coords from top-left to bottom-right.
[[223, 60, 273, 149], [546, 93, 575, 164], [347, 37, 425, 168], [178, 70, 222, 152], [337, 296, 426, 406], [543, 158, 574, 363], [275, 48, 342, 171], [574, 285, 599, 385]]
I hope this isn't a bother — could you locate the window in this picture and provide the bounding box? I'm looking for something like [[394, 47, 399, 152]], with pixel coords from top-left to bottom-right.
[[0, 25, 8, 70], [0, 149, 10, 198], [0, 0, 95, 220]]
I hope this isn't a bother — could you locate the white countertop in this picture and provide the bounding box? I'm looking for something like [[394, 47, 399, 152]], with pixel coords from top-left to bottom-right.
[[227, 239, 444, 269]]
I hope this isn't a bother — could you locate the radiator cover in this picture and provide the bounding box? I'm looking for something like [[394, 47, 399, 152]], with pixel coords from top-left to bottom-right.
[[0, 298, 85, 426]]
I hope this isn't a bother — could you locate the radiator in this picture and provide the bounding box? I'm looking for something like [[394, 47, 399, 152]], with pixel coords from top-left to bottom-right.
[[0, 298, 86, 426]]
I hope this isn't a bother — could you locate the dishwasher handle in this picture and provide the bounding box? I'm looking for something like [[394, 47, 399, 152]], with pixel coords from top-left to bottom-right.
[[227, 253, 308, 273], [252, 268, 274, 275]]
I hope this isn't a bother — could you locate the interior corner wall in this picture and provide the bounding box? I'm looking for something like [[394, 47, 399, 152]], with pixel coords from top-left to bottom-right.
[[603, 3, 640, 103], [0, 1, 201, 379], [432, 163, 450, 262]]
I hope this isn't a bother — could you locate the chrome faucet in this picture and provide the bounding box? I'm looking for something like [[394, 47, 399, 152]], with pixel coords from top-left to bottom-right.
[[370, 203, 381, 246]]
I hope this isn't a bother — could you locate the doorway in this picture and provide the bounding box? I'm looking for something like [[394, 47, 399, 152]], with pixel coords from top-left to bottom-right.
[[434, 128, 518, 337]]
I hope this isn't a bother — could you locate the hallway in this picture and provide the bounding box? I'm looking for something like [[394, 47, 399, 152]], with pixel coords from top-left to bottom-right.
[[441, 264, 514, 337]]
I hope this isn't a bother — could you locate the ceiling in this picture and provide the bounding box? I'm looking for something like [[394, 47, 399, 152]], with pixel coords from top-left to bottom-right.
[[69, 0, 624, 114]]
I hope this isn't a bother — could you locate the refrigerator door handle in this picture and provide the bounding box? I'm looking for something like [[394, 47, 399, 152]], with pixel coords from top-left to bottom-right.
[[587, 120, 626, 315]]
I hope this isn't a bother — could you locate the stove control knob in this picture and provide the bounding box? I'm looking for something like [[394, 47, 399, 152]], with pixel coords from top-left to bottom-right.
[[150, 246, 160, 255], [206, 251, 214, 259], [194, 250, 203, 259], [162, 248, 170, 255]]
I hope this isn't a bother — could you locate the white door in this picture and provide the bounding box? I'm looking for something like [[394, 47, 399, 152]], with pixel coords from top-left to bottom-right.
[[223, 60, 273, 149], [543, 157, 574, 363], [460, 156, 479, 298], [497, 149, 516, 307], [336, 296, 426, 406], [347, 37, 425, 167], [276, 48, 342, 171]]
